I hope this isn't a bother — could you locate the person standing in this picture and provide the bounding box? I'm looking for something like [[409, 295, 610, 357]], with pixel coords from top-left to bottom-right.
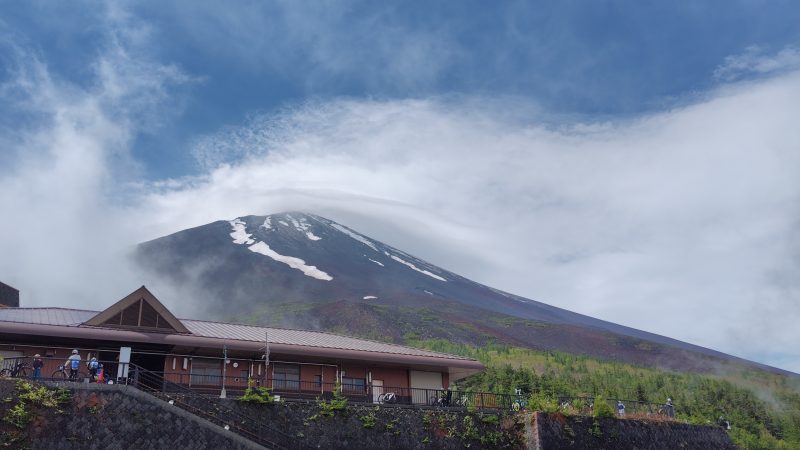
[[32, 354, 43, 380], [88, 357, 99, 382], [665, 398, 675, 418], [65, 349, 81, 381], [617, 400, 625, 417]]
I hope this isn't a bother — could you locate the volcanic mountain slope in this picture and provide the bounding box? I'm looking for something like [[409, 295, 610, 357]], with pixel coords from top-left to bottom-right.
[[135, 212, 789, 375]]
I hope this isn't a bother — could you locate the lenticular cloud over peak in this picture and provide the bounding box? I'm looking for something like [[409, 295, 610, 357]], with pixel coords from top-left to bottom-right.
[[138, 72, 800, 372]]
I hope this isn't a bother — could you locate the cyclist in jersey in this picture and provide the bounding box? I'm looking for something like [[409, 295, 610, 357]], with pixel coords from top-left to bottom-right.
[[88, 357, 100, 382], [65, 349, 81, 380]]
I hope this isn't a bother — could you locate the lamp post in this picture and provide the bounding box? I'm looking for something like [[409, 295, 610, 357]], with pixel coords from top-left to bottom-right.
[[220, 345, 228, 399]]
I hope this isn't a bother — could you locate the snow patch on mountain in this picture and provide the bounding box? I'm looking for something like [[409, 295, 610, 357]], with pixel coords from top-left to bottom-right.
[[261, 217, 273, 230], [229, 219, 255, 245], [228, 217, 330, 280], [248, 242, 333, 281], [287, 214, 322, 241], [279, 220, 289, 227], [363, 296, 378, 300], [385, 252, 447, 282], [331, 223, 378, 251], [368, 258, 384, 267]]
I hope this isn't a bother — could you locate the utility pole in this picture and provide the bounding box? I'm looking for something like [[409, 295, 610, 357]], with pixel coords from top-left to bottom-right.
[[220, 344, 228, 399]]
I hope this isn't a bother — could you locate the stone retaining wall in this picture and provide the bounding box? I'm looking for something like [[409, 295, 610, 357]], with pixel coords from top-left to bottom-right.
[[529, 411, 737, 450], [0, 380, 261, 450], [2, 380, 740, 450]]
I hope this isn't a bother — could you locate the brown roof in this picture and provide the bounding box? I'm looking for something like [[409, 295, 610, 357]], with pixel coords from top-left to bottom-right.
[[0, 307, 473, 362]]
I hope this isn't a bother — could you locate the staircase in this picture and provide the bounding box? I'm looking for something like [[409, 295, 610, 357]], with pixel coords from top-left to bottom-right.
[[129, 364, 307, 450]]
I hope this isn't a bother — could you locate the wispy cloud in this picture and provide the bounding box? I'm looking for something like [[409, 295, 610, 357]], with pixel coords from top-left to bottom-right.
[[0, 3, 191, 309], [715, 45, 800, 81]]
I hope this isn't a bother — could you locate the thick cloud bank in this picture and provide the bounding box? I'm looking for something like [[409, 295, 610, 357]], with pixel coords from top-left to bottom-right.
[[150, 76, 800, 371]]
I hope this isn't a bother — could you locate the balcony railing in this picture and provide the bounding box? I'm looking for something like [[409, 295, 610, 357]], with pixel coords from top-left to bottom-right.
[[0, 356, 516, 410]]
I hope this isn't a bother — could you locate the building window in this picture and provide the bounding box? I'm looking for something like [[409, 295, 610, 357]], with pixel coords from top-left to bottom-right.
[[190, 358, 221, 386], [273, 363, 300, 390], [341, 376, 366, 392]]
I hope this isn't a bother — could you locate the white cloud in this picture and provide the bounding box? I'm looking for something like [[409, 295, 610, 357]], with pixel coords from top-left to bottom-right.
[[715, 45, 800, 81], [144, 73, 800, 372], [0, 3, 190, 310]]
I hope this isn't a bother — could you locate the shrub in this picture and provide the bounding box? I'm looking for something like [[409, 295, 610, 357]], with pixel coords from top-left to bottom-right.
[[359, 410, 377, 429], [4, 402, 30, 429], [592, 396, 615, 419], [317, 382, 348, 417], [528, 392, 559, 413]]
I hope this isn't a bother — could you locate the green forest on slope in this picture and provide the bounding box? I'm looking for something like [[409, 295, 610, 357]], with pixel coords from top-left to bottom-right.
[[407, 338, 800, 450]]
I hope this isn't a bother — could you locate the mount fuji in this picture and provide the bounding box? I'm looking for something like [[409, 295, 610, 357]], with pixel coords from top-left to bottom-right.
[[134, 212, 789, 375]]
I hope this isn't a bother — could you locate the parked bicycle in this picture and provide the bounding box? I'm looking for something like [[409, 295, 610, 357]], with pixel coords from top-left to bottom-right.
[[377, 392, 398, 404], [0, 360, 29, 378], [429, 390, 452, 407], [511, 389, 528, 411], [51, 365, 88, 381], [453, 394, 470, 407]]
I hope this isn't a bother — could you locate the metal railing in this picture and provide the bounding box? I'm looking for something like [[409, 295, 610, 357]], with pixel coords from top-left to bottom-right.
[[556, 396, 676, 418], [0, 356, 517, 410], [131, 364, 306, 449], [145, 370, 517, 410]]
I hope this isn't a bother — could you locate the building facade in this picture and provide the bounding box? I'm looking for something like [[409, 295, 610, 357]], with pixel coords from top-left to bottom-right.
[[0, 286, 483, 404]]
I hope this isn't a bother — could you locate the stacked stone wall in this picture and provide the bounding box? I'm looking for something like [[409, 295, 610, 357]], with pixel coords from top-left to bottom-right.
[[530, 411, 736, 450]]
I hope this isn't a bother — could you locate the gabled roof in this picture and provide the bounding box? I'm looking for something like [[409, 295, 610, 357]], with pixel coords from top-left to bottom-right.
[[0, 307, 473, 361], [83, 286, 190, 334]]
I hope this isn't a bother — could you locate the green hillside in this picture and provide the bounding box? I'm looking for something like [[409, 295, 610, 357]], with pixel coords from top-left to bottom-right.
[[408, 339, 800, 450]]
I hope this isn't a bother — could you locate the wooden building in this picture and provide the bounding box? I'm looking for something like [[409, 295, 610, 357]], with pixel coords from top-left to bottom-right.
[[0, 286, 482, 403]]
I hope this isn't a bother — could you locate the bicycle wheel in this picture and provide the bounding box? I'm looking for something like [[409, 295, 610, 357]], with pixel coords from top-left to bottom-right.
[[51, 370, 67, 380], [377, 393, 387, 403], [0, 369, 11, 378], [16, 367, 28, 378]]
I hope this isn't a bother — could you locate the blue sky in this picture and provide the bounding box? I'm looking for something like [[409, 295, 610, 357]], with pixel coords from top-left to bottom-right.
[[1, 1, 800, 372], [3, 1, 800, 178]]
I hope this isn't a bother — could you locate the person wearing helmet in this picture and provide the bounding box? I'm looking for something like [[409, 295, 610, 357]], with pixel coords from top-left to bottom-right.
[[32, 354, 43, 380], [88, 356, 100, 382], [65, 349, 81, 381]]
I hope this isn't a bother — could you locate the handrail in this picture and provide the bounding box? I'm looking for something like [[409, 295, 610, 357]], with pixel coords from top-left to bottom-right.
[[1, 356, 517, 410], [128, 363, 308, 450], [556, 395, 676, 417]]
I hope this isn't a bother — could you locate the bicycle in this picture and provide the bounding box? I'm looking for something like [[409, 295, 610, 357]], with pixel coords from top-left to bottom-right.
[[51, 365, 88, 381], [0, 360, 29, 378], [429, 390, 455, 407], [453, 394, 469, 408], [377, 392, 398, 404], [511, 389, 528, 412]]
